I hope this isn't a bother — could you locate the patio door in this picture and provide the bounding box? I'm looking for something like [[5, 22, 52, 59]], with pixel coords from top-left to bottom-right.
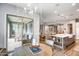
[[7, 22, 22, 52]]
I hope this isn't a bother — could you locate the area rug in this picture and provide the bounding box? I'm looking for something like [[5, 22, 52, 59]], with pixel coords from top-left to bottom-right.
[[29, 47, 41, 55]]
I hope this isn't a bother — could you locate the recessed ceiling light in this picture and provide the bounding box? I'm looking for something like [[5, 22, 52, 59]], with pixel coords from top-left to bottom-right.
[[61, 14, 64, 17], [54, 10, 57, 14], [72, 3, 76, 6], [24, 7, 28, 13], [35, 6, 38, 12], [24, 7, 26, 11], [76, 9, 79, 11]]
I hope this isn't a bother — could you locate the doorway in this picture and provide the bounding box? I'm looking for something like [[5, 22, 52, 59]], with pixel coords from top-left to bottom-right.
[[76, 22, 79, 39], [68, 24, 73, 34], [6, 14, 33, 54], [76, 19, 79, 39]]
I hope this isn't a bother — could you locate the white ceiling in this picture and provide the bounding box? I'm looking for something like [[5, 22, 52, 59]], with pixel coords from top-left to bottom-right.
[[9, 3, 79, 24]]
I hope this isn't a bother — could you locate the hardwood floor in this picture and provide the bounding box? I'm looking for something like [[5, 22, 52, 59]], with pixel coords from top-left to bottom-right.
[[1, 40, 79, 56], [0, 48, 7, 56], [8, 43, 52, 56], [52, 40, 79, 56]]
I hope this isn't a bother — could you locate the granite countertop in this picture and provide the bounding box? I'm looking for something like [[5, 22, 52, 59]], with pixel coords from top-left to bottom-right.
[[54, 34, 73, 38]]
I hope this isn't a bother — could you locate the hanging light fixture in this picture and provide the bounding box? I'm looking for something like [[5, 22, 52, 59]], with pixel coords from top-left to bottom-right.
[[34, 6, 38, 13], [24, 7, 27, 14], [24, 3, 34, 15]]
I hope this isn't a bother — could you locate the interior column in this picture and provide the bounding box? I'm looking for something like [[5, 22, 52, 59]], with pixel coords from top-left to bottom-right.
[[32, 14, 40, 46]]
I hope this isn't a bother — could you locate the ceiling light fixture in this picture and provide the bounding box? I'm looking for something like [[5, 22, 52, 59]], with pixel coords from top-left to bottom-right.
[[54, 10, 57, 14], [34, 6, 38, 12], [24, 7, 26, 11], [72, 3, 76, 6], [24, 7, 27, 13], [61, 13, 64, 17]]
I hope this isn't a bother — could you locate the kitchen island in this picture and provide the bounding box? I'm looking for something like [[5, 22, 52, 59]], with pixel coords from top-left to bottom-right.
[[54, 34, 75, 49]]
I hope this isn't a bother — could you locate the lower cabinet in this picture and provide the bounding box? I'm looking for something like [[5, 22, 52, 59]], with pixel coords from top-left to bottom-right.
[[45, 39, 54, 46]]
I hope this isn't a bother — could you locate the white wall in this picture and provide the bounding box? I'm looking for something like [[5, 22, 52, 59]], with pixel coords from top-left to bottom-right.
[[76, 22, 79, 39], [43, 20, 76, 35], [44, 25, 49, 35], [0, 4, 33, 48], [63, 20, 76, 35], [0, 3, 40, 48]]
